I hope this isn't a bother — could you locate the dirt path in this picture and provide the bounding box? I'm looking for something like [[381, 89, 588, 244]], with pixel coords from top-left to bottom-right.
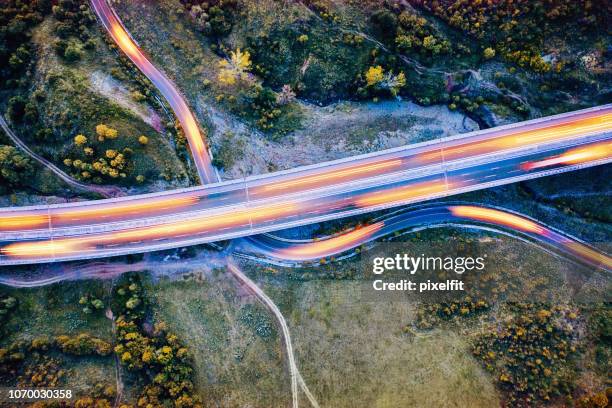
[[0, 115, 123, 198], [227, 258, 320, 408], [105, 306, 124, 408]]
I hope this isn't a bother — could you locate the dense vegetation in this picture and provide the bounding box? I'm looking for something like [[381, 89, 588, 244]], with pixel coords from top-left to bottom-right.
[[62, 123, 151, 184], [0, 145, 33, 194], [473, 305, 580, 406], [212, 47, 304, 136], [0, 273, 203, 406], [112, 274, 202, 407], [0, 0, 50, 88], [1, 0, 192, 193], [181, 0, 239, 39], [51, 0, 97, 62], [176, 0, 610, 130], [1, 0, 96, 88], [0, 331, 114, 404], [408, 0, 609, 71]]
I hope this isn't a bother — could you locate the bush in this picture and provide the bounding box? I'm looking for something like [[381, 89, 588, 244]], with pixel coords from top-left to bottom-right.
[[0, 145, 33, 193], [55, 333, 112, 356], [472, 305, 580, 405], [63, 44, 83, 61], [371, 9, 398, 41], [183, 0, 239, 37], [111, 274, 201, 406], [7, 96, 26, 122]]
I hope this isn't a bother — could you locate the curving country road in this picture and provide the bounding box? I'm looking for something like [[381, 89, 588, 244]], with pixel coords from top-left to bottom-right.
[[90, 0, 216, 184], [241, 203, 612, 271]]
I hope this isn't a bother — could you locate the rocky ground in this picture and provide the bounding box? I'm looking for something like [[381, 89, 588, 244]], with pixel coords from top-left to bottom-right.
[[205, 98, 478, 178]]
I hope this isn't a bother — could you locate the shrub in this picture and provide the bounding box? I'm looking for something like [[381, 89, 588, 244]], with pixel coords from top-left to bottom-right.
[[0, 145, 33, 193], [74, 134, 87, 145], [7, 96, 26, 121], [63, 44, 83, 62]]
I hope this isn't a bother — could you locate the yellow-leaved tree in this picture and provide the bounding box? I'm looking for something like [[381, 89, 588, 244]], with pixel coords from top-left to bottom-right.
[[96, 124, 119, 141], [218, 48, 252, 86], [365, 66, 384, 86], [74, 134, 87, 145], [365, 66, 406, 96]]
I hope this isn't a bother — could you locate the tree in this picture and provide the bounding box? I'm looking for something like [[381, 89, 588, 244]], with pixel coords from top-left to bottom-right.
[[138, 135, 149, 145], [131, 90, 145, 102], [7, 96, 26, 122], [365, 66, 384, 86], [95, 124, 118, 141], [365, 66, 406, 97], [0, 145, 33, 192], [74, 134, 87, 145], [91, 299, 104, 310], [64, 44, 83, 62], [371, 9, 398, 41], [2, 297, 16, 309], [218, 48, 252, 85], [126, 297, 140, 309], [483, 47, 496, 59]]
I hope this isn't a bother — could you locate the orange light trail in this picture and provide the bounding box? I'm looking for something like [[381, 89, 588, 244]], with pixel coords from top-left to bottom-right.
[[355, 180, 451, 207], [1, 203, 300, 258], [276, 222, 384, 260], [449, 206, 545, 235], [99, 2, 212, 181], [110, 20, 207, 158], [110, 22, 140, 60], [0, 196, 199, 231], [1, 240, 85, 258], [418, 114, 612, 163], [0, 214, 49, 231], [53, 196, 199, 221], [521, 141, 612, 171], [261, 160, 404, 192], [565, 242, 612, 270]]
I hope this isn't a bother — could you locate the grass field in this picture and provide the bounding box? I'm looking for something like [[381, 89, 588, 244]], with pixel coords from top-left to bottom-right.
[[151, 273, 291, 407], [149, 268, 501, 407]]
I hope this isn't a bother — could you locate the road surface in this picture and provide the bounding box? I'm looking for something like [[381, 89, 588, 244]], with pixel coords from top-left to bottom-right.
[[0, 106, 610, 265], [241, 204, 611, 271], [90, 0, 216, 184]]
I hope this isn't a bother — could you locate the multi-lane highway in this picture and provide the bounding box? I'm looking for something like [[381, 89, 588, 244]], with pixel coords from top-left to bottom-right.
[[243, 204, 612, 271], [0, 0, 609, 265], [90, 0, 216, 183], [0, 105, 610, 265]]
